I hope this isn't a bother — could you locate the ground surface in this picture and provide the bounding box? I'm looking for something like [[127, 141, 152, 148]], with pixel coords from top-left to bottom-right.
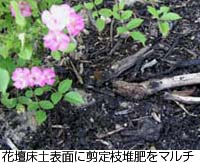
[[1, 0, 200, 150]]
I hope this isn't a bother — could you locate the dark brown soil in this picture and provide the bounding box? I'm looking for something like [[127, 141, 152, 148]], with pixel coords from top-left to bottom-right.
[[1, 0, 200, 150]]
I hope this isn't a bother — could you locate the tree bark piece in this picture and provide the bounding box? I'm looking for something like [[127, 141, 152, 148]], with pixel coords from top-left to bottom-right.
[[164, 92, 200, 104], [111, 46, 153, 78], [113, 72, 200, 100]]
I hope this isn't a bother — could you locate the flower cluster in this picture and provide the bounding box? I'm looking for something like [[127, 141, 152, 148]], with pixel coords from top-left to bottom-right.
[[12, 67, 56, 89], [42, 4, 84, 52], [10, 1, 32, 17]]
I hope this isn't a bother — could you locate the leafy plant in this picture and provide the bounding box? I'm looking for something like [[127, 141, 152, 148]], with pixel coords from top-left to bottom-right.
[[84, 0, 112, 31], [117, 18, 146, 45], [0, 0, 85, 125], [1, 78, 85, 125], [84, 0, 146, 45], [147, 6, 182, 37]]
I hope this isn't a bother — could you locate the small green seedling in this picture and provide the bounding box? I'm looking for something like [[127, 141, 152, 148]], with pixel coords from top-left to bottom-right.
[[117, 18, 146, 45], [114, 0, 146, 45], [112, 0, 133, 21], [84, 0, 146, 45], [84, 0, 113, 31], [147, 6, 182, 37]]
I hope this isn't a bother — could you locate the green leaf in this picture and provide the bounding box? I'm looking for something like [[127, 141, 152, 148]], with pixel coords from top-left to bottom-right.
[[119, 0, 125, 10], [92, 11, 98, 18], [42, 85, 52, 92], [158, 22, 170, 38], [99, 8, 113, 17], [0, 68, 10, 94], [51, 51, 61, 60], [0, 58, 16, 73], [73, 4, 83, 12], [39, 100, 54, 110], [16, 58, 26, 67], [28, 102, 39, 111], [84, 2, 94, 10], [51, 92, 62, 105], [16, 104, 25, 113], [65, 43, 77, 53], [130, 31, 147, 46], [127, 18, 144, 30], [10, 1, 26, 27], [27, 0, 39, 16], [112, 5, 121, 20], [25, 90, 33, 98], [112, 10, 121, 20], [160, 12, 182, 21], [0, 45, 9, 58], [117, 26, 128, 34], [113, 4, 119, 12], [1, 93, 17, 109], [94, 0, 103, 5], [64, 91, 85, 105], [35, 110, 47, 125], [18, 96, 32, 105], [158, 6, 170, 14], [58, 79, 72, 94], [147, 6, 159, 18], [18, 33, 26, 50], [96, 18, 106, 31], [19, 45, 32, 60], [121, 10, 132, 20], [34, 88, 44, 96]]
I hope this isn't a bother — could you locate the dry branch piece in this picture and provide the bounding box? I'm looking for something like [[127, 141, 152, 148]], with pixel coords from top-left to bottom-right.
[[111, 46, 152, 77], [164, 92, 200, 104], [141, 59, 158, 73], [154, 58, 200, 77], [173, 101, 197, 117], [113, 72, 200, 100], [5, 138, 18, 150], [96, 126, 124, 139]]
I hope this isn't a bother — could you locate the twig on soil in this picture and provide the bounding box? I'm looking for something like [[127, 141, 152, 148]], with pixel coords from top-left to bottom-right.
[[5, 138, 18, 150], [173, 101, 198, 117], [165, 58, 200, 73], [69, 60, 84, 84], [163, 36, 180, 58], [96, 139, 114, 149], [111, 46, 153, 77], [184, 48, 198, 58], [113, 72, 200, 100], [51, 125, 69, 129], [108, 40, 122, 56], [151, 112, 161, 123], [131, 116, 152, 122], [96, 126, 124, 139], [115, 109, 134, 115], [141, 59, 158, 73], [110, 19, 115, 47], [164, 92, 200, 105], [146, 58, 200, 79]]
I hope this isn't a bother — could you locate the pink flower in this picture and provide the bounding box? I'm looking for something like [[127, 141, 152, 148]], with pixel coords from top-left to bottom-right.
[[12, 67, 56, 89], [42, 4, 73, 31], [66, 12, 85, 36], [43, 68, 56, 85], [10, 1, 32, 17], [12, 68, 31, 89], [30, 67, 46, 87], [43, 31, 70, 52]]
